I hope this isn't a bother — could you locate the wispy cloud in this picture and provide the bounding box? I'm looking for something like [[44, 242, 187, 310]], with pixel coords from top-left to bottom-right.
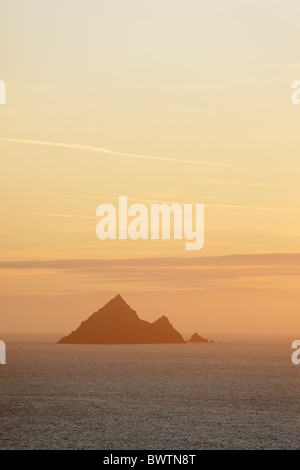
[[1, 254, 300, 299], [1, 253, 300, 270], [19, 212, 96, 220], [232, 63, 300, 71], [142, 80, 254, 90], [208, 204, 300, 213], [0, 137, 231, 168], [12, 193, 179, 205], [238, 0, 300, 4], [16, 199, 300, 220]]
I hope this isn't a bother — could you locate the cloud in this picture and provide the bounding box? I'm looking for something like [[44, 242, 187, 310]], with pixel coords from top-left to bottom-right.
[[20, 212, 96, 220], [142, 79, 258, 90], [0, 137, 231, 168], [1, 253, 300, 270], [1, 254, 300, 297], [238, 0, 300, 4], [16, 197, 300, 220], [208, 203, 300, 213], [234, 64, 300, 70]]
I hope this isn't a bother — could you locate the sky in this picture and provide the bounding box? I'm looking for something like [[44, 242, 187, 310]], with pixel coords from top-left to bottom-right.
[[0, 0, 300, 334]]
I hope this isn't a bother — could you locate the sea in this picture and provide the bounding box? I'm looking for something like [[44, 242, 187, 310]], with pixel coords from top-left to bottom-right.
[[0, 338, 299, 450]]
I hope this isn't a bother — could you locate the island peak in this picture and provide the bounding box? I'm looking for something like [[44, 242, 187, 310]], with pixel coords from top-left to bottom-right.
[[58, 296, 185, 344]]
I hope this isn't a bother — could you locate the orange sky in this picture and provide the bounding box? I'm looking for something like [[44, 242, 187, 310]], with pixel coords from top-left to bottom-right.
[[0, 1, 300, 335], [1, 254, 300, 336]]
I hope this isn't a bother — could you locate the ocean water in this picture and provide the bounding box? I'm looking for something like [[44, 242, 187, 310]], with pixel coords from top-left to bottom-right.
[[0, 340, 299, 450]]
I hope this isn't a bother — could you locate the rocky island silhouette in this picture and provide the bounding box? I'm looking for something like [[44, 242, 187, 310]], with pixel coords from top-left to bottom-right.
[[58, 294, 185, 344], [188, 333, 213, 343]]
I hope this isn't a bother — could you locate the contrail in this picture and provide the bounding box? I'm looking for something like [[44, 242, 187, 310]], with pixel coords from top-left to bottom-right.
[[0, 137, 231, 168]]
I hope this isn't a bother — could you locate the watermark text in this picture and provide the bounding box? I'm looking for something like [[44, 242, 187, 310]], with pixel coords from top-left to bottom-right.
[[96, 196, 204, 251], [0, 340, 6, 364], [291, 80, 300, 105], [0, 80, 6, 104], [291, 340, 300, 365]]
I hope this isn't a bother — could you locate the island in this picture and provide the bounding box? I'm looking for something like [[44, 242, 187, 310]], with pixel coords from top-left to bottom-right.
[[58, 294, 185, 344], [188, 332, 213, 343]]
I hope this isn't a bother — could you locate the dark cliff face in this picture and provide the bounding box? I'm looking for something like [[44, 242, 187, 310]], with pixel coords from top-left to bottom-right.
[[58, 294, 185, 344]]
